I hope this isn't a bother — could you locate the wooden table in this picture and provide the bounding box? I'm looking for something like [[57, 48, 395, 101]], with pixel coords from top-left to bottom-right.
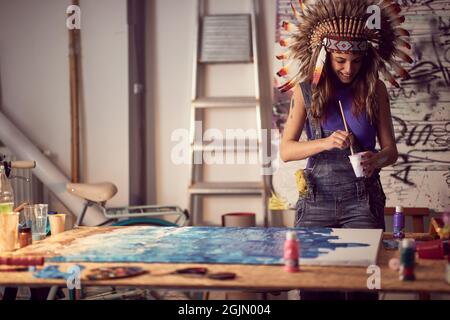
[[1, 227, 449, 293]]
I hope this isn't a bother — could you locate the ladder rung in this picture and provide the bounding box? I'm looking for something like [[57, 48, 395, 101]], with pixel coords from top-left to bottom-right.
[[193, 139, 260, 152], [189, 182, 264, 195], [192, 97, 259, 108], [199, 57, 254, 64]]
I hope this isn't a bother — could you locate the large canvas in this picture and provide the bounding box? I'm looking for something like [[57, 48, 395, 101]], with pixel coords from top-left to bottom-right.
[[49, 226, 383, 267]]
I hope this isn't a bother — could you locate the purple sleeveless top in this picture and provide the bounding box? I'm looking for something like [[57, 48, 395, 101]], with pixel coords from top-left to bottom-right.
[[305, 80, 377, 152]]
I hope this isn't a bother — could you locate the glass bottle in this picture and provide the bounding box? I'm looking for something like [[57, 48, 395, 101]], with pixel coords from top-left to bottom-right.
[[0, 164, 14, 214]]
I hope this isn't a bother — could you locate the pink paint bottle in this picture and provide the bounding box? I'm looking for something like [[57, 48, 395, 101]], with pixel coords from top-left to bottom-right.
[[284, 231, 300, 272]]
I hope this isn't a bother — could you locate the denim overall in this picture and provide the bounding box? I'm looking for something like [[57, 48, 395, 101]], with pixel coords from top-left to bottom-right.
[[295, 83, 386, 300], [295, 82, 386, 231]]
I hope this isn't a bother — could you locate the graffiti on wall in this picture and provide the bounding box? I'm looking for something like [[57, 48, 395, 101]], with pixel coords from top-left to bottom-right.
[[272, 0, 450, 211]]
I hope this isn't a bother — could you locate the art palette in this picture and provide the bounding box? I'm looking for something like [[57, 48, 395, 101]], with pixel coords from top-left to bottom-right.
[[86, 266, 147, 280]]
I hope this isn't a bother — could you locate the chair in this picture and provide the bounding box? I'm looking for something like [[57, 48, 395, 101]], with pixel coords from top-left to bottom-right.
[[384, 207, 429, 233]]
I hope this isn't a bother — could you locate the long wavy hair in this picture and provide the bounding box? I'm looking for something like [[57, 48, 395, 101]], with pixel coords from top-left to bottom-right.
[[307, 46, 380, 124]]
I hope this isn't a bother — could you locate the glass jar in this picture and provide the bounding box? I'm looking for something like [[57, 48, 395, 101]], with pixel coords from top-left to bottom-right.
[[19, 226, 32, 248]]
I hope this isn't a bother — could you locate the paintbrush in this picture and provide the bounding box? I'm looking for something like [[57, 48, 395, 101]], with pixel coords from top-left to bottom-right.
[[338, 100, 355, 155], [13, 202, 29, 212]]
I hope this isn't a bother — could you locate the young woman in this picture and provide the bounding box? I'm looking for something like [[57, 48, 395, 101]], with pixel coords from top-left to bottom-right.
[[280, 51, 397, 230], [276, 0, 412, 299]]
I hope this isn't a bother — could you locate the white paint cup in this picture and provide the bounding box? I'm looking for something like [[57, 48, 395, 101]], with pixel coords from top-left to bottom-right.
[[49, 213, 66, 235], [0, 212, 19, 252], [348, 152, 366, 178]]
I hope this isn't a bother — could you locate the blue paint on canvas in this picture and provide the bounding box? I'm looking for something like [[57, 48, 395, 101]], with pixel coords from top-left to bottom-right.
[[48, 226, 370, 265]]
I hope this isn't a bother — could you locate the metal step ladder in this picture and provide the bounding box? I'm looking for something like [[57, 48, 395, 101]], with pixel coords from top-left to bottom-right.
[[188, 0, 268, 226]]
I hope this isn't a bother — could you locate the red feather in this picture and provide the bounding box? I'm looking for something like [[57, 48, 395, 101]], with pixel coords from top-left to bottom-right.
[[395, 28, 410, 37], [282, 21, 296, 32], [279, 38, 292, 47], [390, 60, 410, 80], [395, 49, 413, 64], [381, 68, 400, 88], [384, 3, 401, 15], [278, 79, 295, 93], [277, 66, 289, 77], [396, 38, 411, 50], [298, 0, 305, 12], [390, 16, 406, 27], [312, 46, 327, 89], [276, 53, 287, 60]]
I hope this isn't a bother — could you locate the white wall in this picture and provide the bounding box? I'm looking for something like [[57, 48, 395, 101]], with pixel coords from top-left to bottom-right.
[[148, 0, 277, 225], [0, 0, 129, 209], [0, 0, 276, 224], [79, 0, 129, 207]]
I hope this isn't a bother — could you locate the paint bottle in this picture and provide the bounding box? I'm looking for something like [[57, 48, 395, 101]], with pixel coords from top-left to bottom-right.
[[393, 205, 405, 240], [284, 231, 299, 272], [399, 238, 415, 281]]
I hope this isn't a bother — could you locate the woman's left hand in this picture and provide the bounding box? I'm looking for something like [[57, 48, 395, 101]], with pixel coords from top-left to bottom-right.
[[360, 151, 378, 177]]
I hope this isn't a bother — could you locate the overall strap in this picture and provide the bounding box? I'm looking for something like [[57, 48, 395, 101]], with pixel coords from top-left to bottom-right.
[[299, 82, 322, 140]]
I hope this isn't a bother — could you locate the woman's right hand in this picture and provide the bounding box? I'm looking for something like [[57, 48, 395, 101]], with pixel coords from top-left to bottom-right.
[[323, 130, 353, 151]]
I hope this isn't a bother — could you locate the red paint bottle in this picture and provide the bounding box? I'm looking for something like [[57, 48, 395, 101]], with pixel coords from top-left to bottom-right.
[[284, 231, 300, 272]]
